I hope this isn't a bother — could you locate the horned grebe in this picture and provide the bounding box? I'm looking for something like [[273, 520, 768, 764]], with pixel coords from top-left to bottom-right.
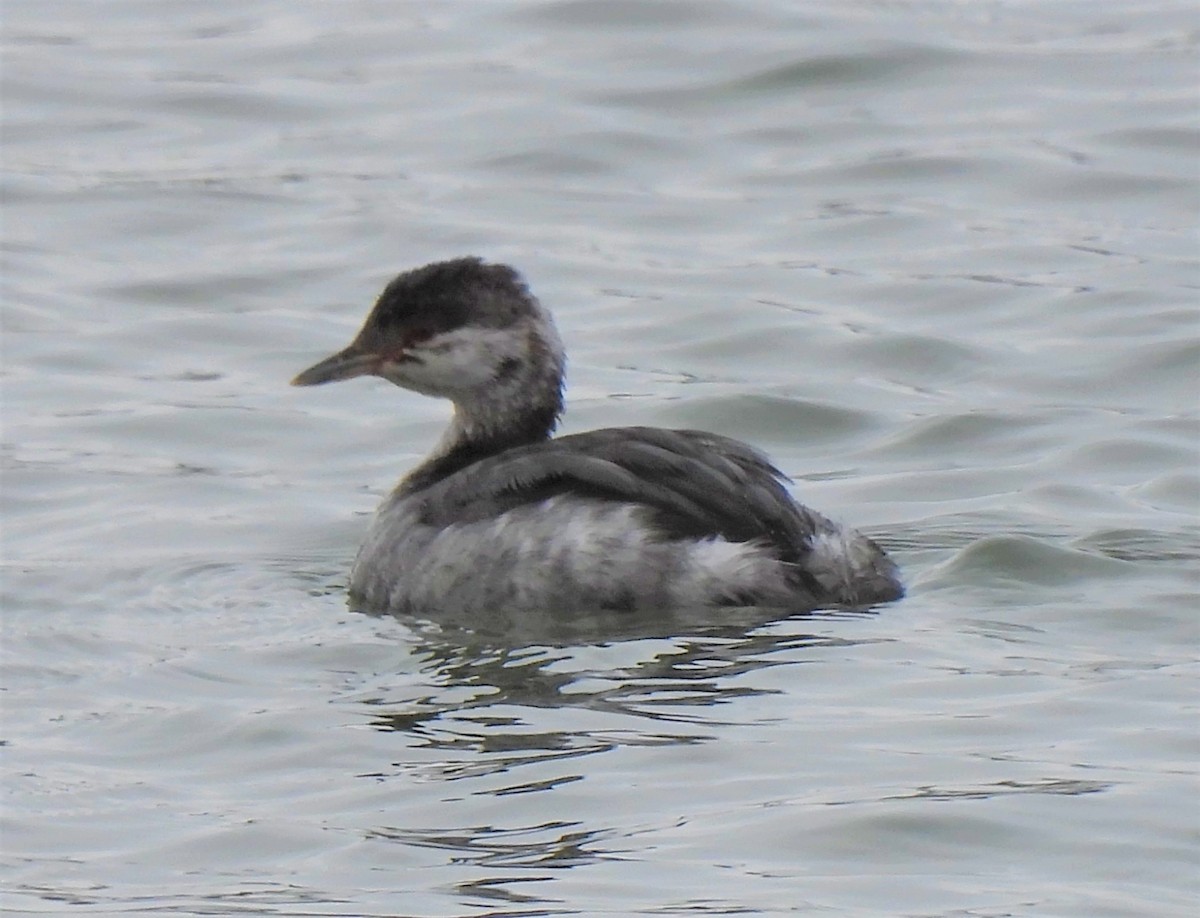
[[292, 257, 902, 615]]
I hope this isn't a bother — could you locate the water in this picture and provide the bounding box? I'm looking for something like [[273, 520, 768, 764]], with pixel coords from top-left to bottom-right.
[[3, 1, 1197, 915]]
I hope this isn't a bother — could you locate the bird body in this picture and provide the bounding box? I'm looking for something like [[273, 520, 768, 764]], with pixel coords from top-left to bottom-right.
[[292, 258, 902, 615]]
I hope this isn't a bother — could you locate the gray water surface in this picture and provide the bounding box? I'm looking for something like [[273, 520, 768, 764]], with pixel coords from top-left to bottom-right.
[[3, 1, 1198, 916]]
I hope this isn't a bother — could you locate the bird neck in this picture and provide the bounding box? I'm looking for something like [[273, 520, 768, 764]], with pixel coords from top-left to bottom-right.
[[401, 366, 564, 495]]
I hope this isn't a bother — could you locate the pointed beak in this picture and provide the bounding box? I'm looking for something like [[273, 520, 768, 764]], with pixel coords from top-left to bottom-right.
[[290, 343, 380, 386]]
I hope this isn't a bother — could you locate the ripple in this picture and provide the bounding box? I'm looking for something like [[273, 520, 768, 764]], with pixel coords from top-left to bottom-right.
[[1129, 471, 1200, 515], [597, 44, 957, 110], [371, 819, 616, 869], [922, 533, 1133, 590], [1073, 527, 1200, 564], [878, 410, 1060, 461], [657, 392, 882, 445], [884, 777, 1113, 802]]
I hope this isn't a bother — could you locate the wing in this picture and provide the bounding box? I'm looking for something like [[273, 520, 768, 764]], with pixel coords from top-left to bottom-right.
[[409, 426, 824, 563]]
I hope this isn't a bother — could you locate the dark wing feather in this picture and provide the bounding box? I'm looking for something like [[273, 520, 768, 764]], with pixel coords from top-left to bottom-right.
[[412, 427, 821, 562]]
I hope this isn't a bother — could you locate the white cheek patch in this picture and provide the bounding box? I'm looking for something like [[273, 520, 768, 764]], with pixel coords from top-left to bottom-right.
[[406, 328, 519, 391]]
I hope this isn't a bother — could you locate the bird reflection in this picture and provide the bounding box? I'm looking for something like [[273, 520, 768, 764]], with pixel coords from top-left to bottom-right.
[[357, 602, 877, 745], [347, 603, 880, 908]]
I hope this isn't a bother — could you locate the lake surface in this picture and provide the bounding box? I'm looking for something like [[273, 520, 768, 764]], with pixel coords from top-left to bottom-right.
[[3, 1, 1197, 915]]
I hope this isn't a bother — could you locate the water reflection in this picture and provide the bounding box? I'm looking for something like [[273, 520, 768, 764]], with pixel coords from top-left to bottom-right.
[[352, 603, 879, 909], [360, 603, 876, 736], [886, 778, 1112, 802], [370, 819, 614, 869], [350, 620, 861, 799], [370, 819, 616, 910]]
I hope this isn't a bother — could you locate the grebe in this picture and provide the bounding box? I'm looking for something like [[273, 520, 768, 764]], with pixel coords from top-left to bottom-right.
[[292, 257, 902, 615]]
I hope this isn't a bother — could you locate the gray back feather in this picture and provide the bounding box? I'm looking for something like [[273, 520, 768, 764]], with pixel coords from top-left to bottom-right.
[[409, 427, 824, 562]]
